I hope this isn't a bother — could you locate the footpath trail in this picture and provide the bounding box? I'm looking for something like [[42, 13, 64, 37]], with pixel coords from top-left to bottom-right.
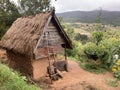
[[0, 49, 120, 90], [49, 60, 120, 90]]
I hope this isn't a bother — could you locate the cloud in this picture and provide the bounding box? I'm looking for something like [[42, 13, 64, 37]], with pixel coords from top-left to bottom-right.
[[52, 0, 120, 13], [102, 1, 120, 11]]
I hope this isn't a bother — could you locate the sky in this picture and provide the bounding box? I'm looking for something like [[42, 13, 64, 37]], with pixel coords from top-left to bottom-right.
[[13, 0, 120, 13], [51, 0, 120, 13]]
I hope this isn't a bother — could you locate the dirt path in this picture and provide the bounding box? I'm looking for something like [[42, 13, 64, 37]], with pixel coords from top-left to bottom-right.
[[0, 49, 120, 90], [49, 60, 120, 90]]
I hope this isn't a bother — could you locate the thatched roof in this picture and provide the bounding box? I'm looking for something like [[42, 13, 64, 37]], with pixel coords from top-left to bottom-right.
[[0, 12, 72, 58]]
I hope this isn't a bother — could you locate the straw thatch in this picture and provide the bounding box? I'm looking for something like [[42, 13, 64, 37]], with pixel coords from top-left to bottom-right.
[[0, 11, 72, 58], [0, 12, 51, 57]]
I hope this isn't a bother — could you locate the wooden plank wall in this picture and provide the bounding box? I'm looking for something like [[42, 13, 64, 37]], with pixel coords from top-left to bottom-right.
[[35, 20, 65, 59]]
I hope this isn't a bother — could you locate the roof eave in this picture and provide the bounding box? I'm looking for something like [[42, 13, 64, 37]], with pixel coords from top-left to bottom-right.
[[52, 15, 73, 49]]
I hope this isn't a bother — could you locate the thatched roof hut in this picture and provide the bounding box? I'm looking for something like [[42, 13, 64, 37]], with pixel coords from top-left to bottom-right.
[[0, 11, 72, 57], [0, 11, 73, 80]]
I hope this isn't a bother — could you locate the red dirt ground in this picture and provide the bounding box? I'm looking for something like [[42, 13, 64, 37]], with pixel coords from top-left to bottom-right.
[[0, 49, 120, 90], [49, 60, 120, 90]]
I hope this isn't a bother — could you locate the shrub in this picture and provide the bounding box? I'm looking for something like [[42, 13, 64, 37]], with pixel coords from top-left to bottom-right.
[[112, 59, 120, 80], [66, 41, 84, 60], [84, 42, 105, 60], [92, 31, 103, 45], [99, 38, 120, 67]]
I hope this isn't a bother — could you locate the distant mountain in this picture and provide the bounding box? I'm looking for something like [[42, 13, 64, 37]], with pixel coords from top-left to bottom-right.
[[57, 10, 120, 26]]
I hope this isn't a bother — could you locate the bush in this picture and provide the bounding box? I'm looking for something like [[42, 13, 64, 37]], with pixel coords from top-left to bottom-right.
[[66, 41, 84, 60], [92, 31, 103, 45], [99, 38, 120, 67], [84, 42, 105, 60], [84, 37, 120, 68], [0, 63, 39, 90], [112, 59, 120, 80]]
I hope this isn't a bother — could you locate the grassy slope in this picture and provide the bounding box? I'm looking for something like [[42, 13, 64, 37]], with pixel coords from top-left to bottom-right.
[[0, 62, 40, 90]]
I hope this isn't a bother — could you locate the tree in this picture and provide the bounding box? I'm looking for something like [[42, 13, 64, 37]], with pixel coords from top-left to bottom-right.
[[93, 31, 103, 45], [0, 0, 54, 39], [19, 0, 52, 15], [0, 0, 21, 26], [93, 8, 106, 31], [0, 0, 20, 39]]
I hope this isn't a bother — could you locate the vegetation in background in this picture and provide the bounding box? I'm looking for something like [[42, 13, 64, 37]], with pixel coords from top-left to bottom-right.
[[1, 1, 120, 87], [0, 62, 39, 90], [64, 10, 120, 74], [57, 10, 120, 26], [75, 33, 88, 44], [0, 23, 8, 39], [0, 0, 21, 26], [19, 0, 52, 15], [0, 0, 54, 39], [92, 31, 103, 45]]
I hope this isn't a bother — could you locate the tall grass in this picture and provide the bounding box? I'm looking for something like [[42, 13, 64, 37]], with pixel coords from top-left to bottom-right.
[[0, 63, 40, 90]]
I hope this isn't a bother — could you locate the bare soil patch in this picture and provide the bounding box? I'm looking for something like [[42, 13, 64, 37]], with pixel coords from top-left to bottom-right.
[[0, 49, 120, 90], [48, 60, 120, 90]]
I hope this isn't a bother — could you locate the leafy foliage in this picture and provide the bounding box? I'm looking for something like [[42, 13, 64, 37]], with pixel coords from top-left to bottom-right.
[[66, 41, 84, 59], [0, 0, 21, 26], [0, 0, 20, 39], [0, 0, 53, 39], [112, 59, 120, 80], [92, 31, 103, 45], [84, 42, 105, 60], [19, 0, 51, 15]]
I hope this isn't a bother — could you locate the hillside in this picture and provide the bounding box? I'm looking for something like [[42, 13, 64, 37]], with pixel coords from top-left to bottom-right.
[[0, 62, 39, 90], [57, 10, 120, 26]]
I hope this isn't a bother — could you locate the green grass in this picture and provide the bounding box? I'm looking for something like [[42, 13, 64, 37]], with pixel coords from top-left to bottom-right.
[[0, 62, 40, 90]]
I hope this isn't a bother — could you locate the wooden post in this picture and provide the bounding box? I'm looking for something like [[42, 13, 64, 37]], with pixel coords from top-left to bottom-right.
[[45, 32, 53, 84], [65, 44, 67, 60], [65, 44, 68, 72]]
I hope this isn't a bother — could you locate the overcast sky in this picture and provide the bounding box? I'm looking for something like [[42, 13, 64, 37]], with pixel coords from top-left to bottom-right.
[[51, 0, 120, 13]]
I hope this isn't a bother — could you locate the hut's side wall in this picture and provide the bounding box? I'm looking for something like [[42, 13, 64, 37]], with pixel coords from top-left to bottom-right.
[[6, 50, 33, 77], [34, 19, 65, 59], [32, 56, 56, 80]]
